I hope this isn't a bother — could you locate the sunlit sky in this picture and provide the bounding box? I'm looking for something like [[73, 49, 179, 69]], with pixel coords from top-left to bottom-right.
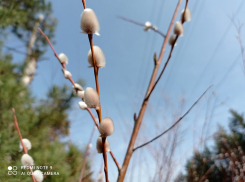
[[5, 0, 245, 181]]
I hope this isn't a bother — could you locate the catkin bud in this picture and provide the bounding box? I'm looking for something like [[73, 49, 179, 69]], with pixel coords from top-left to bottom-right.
[[19, 138, 32, 151], [73, 83, 83, 95], [84, 87, 100, 109], [144, 21, 152, 31], [88, 143, 92, 149], [98, 172, 104, 181], [38, 14, 44, 22], [99, 117, 114, 137], [21, 154, 34, 166], [77, 91, 85, 99], [174, 21, 184, 36], [33, 170, 44, 182], [168, 35, 177, 46], [58, 53, 68, 64], [181, 8, 191, 22], [96, 136, 110, 153], [80, 8, 100, 35], [88, 46, 105, 68], [62, 69, 72, 79], [78, 101, 88, 110]]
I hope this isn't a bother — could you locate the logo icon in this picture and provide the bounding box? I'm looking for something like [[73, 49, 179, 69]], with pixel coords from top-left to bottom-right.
[[8, 166, 17, 175]]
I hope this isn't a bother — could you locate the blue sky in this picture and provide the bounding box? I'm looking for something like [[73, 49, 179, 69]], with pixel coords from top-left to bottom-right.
[[5, 0, 245, 181]]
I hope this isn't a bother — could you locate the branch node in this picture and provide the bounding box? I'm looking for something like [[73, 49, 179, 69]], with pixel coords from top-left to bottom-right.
[[153, 52, 158, 66], [133, 113, 137, 123]]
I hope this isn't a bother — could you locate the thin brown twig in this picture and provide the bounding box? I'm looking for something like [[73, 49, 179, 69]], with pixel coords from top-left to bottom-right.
[[117, 1, 183, 181], [102, 137, 109, 182], [199, 164, 216, 182], [146, 40, 176, 99], [117, 16, 166, 38], [147, 0, 189, 99], [133, 85, 212, 151], [79, 127, 96, 182], [109, 151, 121, 172], [88, 34, 102, 123], [38, 28, 60, 62], [86, 108, 99, 129], [12, 108, 36, 182], [82, 0, 86, 9]]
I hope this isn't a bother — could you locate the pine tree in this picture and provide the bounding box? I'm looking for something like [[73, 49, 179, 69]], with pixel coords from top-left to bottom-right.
[[177, 110, 245, 182]]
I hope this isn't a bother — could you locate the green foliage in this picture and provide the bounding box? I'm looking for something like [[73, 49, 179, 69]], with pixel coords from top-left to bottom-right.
[[178, 110, 245, 182], [0, 0, 57, 58]]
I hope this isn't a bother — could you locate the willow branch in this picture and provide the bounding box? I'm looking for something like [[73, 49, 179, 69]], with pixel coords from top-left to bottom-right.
[[81, 0, 86, 9], [38, 28, 99, 124], [86, 108, 99, 129], [88, 34, 102, 122], [199, 164, 216, 182], [88, 26, 109, 182], [110, 151, 121, 172], [146, 0, 189, 99], [39, 27, 119, 179], [117, 16, 166, 38], [133, 85, 212, 152], [81, 0, 108, 179], [38, 28, 60, 63], [117, 1, 183, 181], [12, 108, 36, 182]]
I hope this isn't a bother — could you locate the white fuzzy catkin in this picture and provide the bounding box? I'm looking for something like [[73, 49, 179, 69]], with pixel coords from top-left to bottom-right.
[[58, 53, 68, 64], [144, 21, 152, 31], [77, 90, 85, 99], [88, 143, 92, 149], [73, 83, 83, 95], [80, 8, 100, 35], [84, 87, 100, 109], [99, 117, 114, 137], [78, 101, 88, 110], [62, 69, 72, 79], [96, 136, 110, 153], [33, 170, 44, 182], [87, 46, 105, 68], [181, 8, 191, 22], [168, 35, 177, 46], [38, 14, 44, 22], [98, 172, 104, 181], [174, 21, 184, 36], [19, 138, 32, 151], [21, 154, 34, 166]]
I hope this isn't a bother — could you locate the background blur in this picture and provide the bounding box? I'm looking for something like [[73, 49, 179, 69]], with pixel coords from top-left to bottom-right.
[[1, 0, 245, 181]]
